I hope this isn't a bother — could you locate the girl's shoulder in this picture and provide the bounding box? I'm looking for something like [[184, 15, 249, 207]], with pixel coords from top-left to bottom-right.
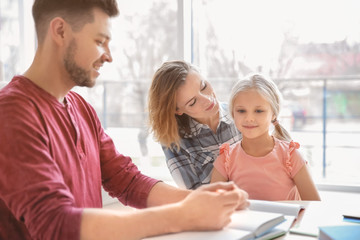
[[219, 142, 242, 159], [275, 138, 300, 154], [274, 138, 304, 176], [218, 142, 241, 172]]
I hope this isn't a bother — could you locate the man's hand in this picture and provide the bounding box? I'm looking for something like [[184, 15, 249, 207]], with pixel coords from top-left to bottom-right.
[[199, 181, 249, 210], [176, 182, 249, 231]]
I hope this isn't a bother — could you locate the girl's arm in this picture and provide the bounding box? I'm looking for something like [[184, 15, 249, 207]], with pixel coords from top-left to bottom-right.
[[293, 165, 321, 200], [210, 169, 249, 211], [210, 168, 228, 183]]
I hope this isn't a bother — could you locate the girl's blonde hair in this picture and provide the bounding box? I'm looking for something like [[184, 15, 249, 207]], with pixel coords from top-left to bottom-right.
[[148, 60, 200, 149], [229, 73, 292, 141]]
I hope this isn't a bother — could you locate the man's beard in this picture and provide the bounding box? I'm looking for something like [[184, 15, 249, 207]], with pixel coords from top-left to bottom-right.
[[64, 39, 94, 87]]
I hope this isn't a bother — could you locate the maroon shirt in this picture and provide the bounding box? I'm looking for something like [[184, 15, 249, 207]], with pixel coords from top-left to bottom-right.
[[0, 76, 159, 240]]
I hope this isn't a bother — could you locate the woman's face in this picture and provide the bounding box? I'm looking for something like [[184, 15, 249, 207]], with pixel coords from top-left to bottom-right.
[[175, 71, 219, 121]]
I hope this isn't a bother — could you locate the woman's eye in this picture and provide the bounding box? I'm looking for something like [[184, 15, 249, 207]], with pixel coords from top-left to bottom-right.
[[201, 82, 207, 91], [189, 99, 196, 107]]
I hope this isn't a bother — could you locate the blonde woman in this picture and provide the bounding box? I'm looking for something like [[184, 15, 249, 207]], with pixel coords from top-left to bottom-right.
[[148, 60, 242, 189]]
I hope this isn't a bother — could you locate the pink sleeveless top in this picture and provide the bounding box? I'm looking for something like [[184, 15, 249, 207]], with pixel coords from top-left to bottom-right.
[[213, 137, 306, 200]]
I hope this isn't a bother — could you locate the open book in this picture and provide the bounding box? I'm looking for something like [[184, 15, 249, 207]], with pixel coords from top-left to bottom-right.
[[226, 200, 302, 240], [227, 209, 286, 240], [144, 200, 302, 240]]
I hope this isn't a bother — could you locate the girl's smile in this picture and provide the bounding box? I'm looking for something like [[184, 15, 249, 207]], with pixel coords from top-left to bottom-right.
[[233, 89, 274, 140]]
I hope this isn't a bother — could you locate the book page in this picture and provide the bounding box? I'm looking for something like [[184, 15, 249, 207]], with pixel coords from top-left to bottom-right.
[[228, 210, 285, 237], [249, 200, 303, 217], [289, 201, 348, 237], [256, 216, 295, 240], [143, 228, 253, 240]]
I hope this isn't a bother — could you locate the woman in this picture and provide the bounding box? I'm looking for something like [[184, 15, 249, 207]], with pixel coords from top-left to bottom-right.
[[148, 60, 242, 189]]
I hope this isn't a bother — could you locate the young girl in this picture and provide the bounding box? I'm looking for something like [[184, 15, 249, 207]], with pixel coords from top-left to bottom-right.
[[211, 73, 320, 201]]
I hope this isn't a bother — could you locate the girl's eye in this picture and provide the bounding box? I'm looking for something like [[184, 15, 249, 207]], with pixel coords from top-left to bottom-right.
[[255, 110, 264, 113], [237, 109, 245, 113]]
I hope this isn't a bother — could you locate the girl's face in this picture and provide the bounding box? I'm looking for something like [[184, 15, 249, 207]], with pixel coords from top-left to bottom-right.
[[175, 71, 219, 122], [233, 89, 274, 140]]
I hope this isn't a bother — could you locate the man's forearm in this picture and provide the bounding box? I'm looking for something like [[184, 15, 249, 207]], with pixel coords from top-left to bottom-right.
[[146, 181, 191, 207], [80, 182, 190, 240], [80, 204, 184, 240], [80, 182, 248, 240]]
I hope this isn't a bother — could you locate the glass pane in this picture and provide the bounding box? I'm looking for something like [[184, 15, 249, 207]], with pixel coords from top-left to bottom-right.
[[0, 0, 20, 85], [0, 0, 35, 87], [192, 0, 360, 186], [278, 77, 360, 185], [75, 0, 180, 181]]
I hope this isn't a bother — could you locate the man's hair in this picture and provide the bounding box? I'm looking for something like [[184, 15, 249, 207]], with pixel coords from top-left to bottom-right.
[[32, 0, 119, 43]]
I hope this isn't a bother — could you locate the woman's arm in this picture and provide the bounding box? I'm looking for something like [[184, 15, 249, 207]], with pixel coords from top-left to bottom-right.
[[163, 146, 213, 189], [293, 165, 321, 201]]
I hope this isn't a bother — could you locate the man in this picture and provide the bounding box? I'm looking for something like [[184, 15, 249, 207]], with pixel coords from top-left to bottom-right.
[[0, 0, 249, 239]]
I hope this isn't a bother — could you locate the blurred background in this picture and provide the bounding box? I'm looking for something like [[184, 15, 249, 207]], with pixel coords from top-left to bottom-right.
[[1, 0, 359, 200]]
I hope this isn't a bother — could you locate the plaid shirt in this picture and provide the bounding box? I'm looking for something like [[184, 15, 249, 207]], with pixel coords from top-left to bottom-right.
[[162, 103, 242, 189]]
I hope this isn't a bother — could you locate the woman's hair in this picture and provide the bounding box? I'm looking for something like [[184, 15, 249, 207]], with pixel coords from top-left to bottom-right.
[[148, 60, 200, 149], [229, 73, 292, 141], [32, 0, 119, 44]]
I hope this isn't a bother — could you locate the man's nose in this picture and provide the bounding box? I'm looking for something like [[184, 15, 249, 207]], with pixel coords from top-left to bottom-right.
[[102, 47, 113, 63], [103, 53, 112, 63]]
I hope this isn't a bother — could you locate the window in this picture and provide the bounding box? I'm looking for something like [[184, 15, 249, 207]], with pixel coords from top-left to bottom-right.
[[0, 0, 35, 87], [77, 0, 181, 181], [191, 0, 360, 188], [1, 0, 359, 191]]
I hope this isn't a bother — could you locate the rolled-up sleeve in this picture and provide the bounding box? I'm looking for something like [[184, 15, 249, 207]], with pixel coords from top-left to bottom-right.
[[99, 129, 159, 209]]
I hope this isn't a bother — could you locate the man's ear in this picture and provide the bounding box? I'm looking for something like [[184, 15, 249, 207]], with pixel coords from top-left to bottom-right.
[[49, 17, 68, 46]]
